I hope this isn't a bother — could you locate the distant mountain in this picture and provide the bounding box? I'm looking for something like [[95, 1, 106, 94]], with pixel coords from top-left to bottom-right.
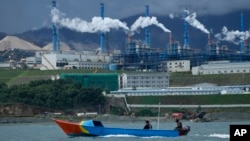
[[10, 9, 250, 52]]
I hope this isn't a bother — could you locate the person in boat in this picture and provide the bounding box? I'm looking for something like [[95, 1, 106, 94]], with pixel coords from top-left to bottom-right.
[[143, 120, 152, 129], [174, 119, 182, 131]]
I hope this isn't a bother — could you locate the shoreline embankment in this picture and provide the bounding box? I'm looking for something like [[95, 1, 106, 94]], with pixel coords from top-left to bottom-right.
[[1, 111, 250, 124]]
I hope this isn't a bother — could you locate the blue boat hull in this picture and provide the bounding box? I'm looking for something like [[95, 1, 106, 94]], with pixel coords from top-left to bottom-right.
[[52, 118, 189, 137], [84, 126, 179, 137]]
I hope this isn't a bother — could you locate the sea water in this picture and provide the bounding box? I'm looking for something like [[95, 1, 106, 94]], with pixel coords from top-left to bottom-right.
[[0, 120, 248, 141]]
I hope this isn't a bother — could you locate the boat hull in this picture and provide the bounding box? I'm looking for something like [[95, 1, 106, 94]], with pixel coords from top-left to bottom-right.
[[53, 118, 187, 137]]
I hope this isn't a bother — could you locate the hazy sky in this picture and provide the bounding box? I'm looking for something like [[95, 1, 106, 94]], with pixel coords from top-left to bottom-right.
[[0, 0, 249, 34]]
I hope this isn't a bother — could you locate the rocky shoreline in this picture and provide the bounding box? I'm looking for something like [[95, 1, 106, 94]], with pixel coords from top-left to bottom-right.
[[1, 112, 250, 124]]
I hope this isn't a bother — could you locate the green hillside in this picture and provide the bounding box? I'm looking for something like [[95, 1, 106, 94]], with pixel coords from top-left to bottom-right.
[[0, 69, 116, 85]]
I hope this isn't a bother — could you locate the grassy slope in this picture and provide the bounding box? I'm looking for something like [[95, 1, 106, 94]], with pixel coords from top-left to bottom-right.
[[126, 95, 250, 105], [0, 69, 117, 85], [2, 69, 250, 86]]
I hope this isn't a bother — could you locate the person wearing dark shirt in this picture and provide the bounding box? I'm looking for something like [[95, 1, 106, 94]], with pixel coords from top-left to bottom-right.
[[175, 119, 182, 131], [143, 120, 152, 129]]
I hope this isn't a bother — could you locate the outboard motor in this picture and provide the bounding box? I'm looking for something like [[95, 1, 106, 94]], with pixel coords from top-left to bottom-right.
[[180, 126, 191, 136]]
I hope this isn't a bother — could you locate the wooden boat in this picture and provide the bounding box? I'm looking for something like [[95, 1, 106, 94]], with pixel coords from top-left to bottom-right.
[[52, 118, 190, 137]]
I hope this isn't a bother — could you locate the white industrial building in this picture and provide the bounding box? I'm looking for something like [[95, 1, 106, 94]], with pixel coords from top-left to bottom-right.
[[26, 56, 42, 69], [119, 72, 169, 89], [25, 52, 44, 69], [192, 61, 250, 75], [111, 85, 248, 95], [65, 61, 109, 70], [40, 52, 110, 70], [166, 60, 190, 72]]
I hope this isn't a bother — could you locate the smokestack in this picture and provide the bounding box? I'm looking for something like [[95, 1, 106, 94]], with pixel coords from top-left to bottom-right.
[[100, 3, 105, 54], [183, 9, 189, 49], [240, 12, 244, 53], [128, 34, 133, 42], [51, 0, 60, 52], [145, 5, 150, 46], [208, 33, 212, 44], [52, 0, 59, 52], [169, 32, 174, 44]]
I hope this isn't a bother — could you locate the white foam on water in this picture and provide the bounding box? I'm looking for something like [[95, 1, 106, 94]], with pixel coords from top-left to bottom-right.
[[101, 134, 136, 138], [101, 134, 167, 138], [142, 136, 166, 139], [208, 133, 229, 138]]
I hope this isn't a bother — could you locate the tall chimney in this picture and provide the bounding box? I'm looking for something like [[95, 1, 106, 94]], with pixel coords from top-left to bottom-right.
[[52, 0, 59, 52], [100, 3, 105, 54], [145, 5, 150, 47], [183, 10, 189, 49]]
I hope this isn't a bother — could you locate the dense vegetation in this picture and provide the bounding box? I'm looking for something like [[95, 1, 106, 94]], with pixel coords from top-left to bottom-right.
[[0, 79, 106, 110]]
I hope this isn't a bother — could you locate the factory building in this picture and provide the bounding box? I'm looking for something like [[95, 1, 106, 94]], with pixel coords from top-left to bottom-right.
[[166, 60, 190, 72], [24, 51, 43, 69], [26, 57, 42, 69], [119, 72, 169, 89], [65, 61, 109, 70], [192, 61, 250, 75], [111, 85, 247, 95], [40, 53, 110, 70]]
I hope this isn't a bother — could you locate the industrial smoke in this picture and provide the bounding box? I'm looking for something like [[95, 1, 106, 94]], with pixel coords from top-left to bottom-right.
[[130, 16, 171, 35], [51, 8, 129, 33], [185, 12, 210, 34], [215, 26, 250, 45]]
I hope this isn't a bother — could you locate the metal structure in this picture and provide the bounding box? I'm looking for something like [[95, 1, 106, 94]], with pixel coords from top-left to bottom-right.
[[46, 2, 250, 72], [111, 8, 250, 71], [52, 0, 60, 52], [100, 3, 105, 54], [145, 5, 150, 47], [183, 10, 189, 49]]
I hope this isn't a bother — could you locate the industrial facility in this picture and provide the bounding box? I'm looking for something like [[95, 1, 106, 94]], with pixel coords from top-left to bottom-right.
[[1, 1, 250, 93], [0, 1, 250, 73]]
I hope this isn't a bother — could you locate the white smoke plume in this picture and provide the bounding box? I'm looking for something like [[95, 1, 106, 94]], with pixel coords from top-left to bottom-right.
[[185, 12, 210, 34], [215, 26, 250, 45], [130, 16, 171, 35], [169, 13, 175, 19], [51, 8, 129, 33]]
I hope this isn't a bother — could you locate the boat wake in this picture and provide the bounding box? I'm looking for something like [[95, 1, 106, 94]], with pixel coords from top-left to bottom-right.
[[102, 134, 137, 138], [208, 133, 229, 138], [102, 135, 166, 138]]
